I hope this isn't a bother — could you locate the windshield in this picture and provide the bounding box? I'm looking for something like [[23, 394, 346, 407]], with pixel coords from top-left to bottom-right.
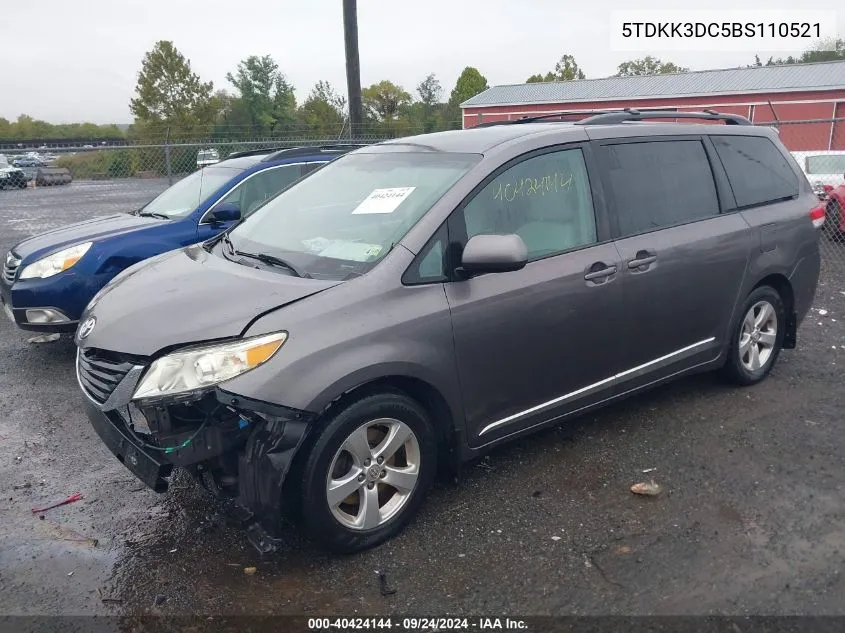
[[141, 166, 241, 218], [806, 154, 845, 175], [227, 151, 480, 280]]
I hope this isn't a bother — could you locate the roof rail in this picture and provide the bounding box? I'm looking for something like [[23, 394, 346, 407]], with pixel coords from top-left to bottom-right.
[[575, 109, 752, 126], [474, 108, 680, 127], [260, 143, 369, 162], [223, 143, 369, 161]]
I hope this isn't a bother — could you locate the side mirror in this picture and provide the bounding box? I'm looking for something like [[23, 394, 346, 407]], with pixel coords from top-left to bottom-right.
[[461, 234, 528, 275], [207, 202, 241, 224]]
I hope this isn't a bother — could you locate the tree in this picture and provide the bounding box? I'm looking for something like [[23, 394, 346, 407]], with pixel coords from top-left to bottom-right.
[[615, 56, 689, 77], [129, 41, 216, 136], [416, 73, 443, 132], [298, 81, 347, 136], [225, 55, 296, 134], [448, 67, 489, 106], [525, 54, 585, 82], [553, 54, 586, 80], [762, 38, 845, 66], [526, 72, 556, 83], [362, 80, 412, 122]]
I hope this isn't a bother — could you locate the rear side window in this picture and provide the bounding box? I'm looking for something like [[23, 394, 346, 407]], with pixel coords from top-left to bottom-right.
[[711, 135, 798, 208], [600, 140, 720, 238]]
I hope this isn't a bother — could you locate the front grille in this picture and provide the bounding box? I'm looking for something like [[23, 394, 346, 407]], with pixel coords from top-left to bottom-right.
[[77, 348, 135, 405], [2, 252, 20, 285]]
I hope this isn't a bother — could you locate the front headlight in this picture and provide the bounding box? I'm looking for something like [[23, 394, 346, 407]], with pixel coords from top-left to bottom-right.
[[19, 242, 92, 279], [133, 332, 287, 401]]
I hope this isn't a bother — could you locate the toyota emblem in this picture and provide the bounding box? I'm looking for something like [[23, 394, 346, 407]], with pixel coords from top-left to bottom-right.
[[78, 316, 97, 339]]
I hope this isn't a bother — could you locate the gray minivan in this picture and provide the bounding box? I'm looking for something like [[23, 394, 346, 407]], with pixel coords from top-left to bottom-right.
[[75, 110, 821, 553]]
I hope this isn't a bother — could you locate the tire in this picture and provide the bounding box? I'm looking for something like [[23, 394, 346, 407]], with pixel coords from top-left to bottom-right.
[[299, 391, 438, 553], [722, 286, 785, 386], [825, 200, 845, 242]]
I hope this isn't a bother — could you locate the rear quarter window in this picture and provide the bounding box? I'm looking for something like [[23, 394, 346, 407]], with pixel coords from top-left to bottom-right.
[[711, 135, 798, 208]]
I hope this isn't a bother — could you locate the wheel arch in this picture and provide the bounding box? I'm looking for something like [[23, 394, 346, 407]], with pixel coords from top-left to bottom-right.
[[751, 273, 796, 349]]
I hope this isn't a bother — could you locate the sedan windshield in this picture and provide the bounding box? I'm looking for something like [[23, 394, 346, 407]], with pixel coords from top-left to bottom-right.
[[227, 151, 480, 280], [141, 166, 241, 219]]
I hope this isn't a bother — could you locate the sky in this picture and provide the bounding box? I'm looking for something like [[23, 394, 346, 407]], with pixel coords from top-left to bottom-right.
[[3, 0, 845, 124]]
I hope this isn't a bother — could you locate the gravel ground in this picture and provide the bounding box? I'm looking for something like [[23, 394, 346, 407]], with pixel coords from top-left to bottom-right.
[[1, 181, 844, 626]]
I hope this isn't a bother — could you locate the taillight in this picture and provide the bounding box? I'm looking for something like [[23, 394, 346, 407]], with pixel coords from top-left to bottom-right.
[[809, 205, 826, 229]]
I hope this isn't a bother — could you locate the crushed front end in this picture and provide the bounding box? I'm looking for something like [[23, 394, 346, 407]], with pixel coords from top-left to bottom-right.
[[76, 346, 314, 552]]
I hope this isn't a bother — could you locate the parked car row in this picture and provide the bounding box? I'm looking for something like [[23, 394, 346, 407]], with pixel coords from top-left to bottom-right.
[[2, 113, 824, 553], [0, 154, 28, 189]]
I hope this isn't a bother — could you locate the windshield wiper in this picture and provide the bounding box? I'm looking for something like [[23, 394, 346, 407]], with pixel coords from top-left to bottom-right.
[[137, 211, 170, 220], [235, 250, 310, 278]]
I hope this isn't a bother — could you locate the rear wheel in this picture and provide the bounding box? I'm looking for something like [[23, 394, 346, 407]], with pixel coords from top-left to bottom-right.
[[299, 391, 437, 553], [825, 200, 844, 242], [722, 286, 785, 386]]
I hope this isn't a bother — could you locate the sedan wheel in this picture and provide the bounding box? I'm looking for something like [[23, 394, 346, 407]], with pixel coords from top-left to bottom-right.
[[327, 418, 421, 530], [738, 300, 778, 372]]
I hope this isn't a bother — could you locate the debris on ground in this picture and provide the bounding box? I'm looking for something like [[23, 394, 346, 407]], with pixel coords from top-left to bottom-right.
[[153, 594, 167, 606], [27, 333, 61, 344], [379, 571, 397, 596], [631, 480, 662, 496], [616, 545, 632, 555], [819, 309, 829, 316], [31, 492, 83, 514], [641, 467, 657, 473], [101, 597, 123, 604], [67, 571, 73, 577], [243, 566, 257, 576], [551, 536, 562, 541]]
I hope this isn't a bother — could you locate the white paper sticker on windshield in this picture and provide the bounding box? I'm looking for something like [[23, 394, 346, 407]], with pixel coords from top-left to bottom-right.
[[318, 242, 383, 262], [351, 187, 416, 214]]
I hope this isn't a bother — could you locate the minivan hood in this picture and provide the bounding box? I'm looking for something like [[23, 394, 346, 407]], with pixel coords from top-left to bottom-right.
[[12, 213, 166, 261], [79, 245, 341, 357]]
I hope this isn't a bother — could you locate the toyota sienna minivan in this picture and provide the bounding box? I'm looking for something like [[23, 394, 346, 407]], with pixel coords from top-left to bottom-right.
[[75, 110, 821, 553]]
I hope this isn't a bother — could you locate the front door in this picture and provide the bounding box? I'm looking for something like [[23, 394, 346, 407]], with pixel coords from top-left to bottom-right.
[[444, 145, 625, 447], [594, 137, 752, 390]]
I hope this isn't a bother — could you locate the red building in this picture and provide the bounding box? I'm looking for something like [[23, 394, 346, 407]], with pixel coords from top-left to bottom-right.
[[460, 60, 845, 152]]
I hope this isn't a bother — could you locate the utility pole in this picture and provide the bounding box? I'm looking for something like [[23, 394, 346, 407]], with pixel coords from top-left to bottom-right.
[[343, 0, 362, 140]]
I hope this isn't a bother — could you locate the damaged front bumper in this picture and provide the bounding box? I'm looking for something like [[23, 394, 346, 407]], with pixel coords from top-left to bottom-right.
[[78, 347, 315, 552]]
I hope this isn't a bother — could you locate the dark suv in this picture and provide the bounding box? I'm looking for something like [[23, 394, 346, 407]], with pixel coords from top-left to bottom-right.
[[75, 110, 821, 553]]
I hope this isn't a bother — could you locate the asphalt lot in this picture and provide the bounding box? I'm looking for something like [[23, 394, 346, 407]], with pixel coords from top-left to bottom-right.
[[1, 180, 844, 626]]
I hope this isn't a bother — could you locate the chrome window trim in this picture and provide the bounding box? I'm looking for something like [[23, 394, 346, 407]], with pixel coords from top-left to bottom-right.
[[478, 337, 717, 437], [197, 161, 312, 226]]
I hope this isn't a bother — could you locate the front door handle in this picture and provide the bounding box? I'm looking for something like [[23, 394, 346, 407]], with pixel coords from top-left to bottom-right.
[[628, 252, 657, 269], [584, 265, 618, 281]]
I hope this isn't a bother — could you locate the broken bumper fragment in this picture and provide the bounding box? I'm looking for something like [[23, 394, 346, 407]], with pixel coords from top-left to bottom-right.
[[79, 347, 315, 547]]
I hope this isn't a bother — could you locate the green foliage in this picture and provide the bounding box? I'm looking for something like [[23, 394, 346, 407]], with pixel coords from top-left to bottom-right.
[[615, 56, 688, 77], [0, 114, 124, 141], [129, 41, 217, 136], [55, 150, 138, 179], [362, 80, 412, 121], [416, 73, 443, 133], [526, 55, 585, 83], [448, 67, 489, 106], [760, 38, 845, 66], [297, 81, 347, 136], [223, 55, 298, 134]]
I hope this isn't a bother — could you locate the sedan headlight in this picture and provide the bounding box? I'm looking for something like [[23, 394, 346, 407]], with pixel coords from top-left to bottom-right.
[[19, 242, 92, 279], [133, 332, 287, 401]]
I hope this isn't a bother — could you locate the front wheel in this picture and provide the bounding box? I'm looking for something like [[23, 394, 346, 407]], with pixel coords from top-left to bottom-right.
[[722, 286, 785, 386], [299, 391, 438, 553]]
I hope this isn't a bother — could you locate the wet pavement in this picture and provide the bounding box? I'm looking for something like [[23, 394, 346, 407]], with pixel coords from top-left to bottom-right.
[[1, 181, 845, 623]]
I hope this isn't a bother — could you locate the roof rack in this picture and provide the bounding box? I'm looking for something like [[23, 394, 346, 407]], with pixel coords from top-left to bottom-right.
[[475, 108, 680, 127], [224, 143, 368, 161], [575, 108, 752, 126]]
